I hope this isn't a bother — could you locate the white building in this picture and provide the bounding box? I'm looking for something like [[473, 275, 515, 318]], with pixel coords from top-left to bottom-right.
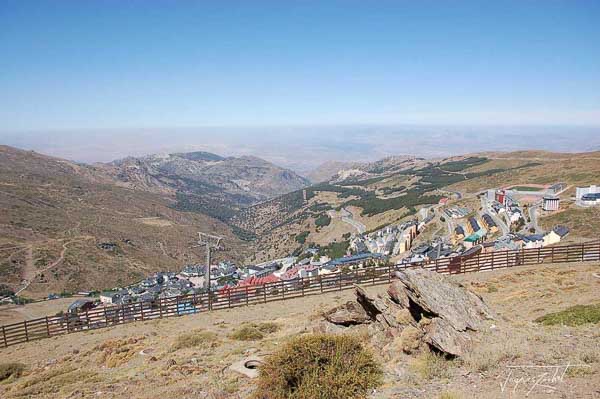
[[542, 196, 560, 211], [576, 185, 599, 200]]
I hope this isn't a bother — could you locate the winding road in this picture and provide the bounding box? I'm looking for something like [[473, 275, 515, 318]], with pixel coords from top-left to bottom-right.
[[328, 207, 366, 234]]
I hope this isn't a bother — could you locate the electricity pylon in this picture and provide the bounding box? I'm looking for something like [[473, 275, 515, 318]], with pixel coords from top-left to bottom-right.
[[194, 232, 223, 290]]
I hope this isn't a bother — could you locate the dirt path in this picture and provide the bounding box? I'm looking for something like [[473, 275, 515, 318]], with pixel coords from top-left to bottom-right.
[[14, 236, 94, 296], [21, 246, 35, 282]]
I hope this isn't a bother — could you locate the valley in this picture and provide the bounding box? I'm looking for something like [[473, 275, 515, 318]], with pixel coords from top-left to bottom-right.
[[1, 145, 600, 301]]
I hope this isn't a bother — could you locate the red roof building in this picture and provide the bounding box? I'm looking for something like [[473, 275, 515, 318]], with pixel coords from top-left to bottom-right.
[[219, 273, 280, 296]]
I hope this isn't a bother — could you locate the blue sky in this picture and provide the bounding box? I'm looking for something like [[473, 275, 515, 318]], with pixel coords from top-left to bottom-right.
[[1, 0, 599, 131]]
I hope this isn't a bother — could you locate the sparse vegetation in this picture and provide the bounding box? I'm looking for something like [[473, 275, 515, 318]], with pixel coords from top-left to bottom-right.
[[94, 337, 146, 368], [320, 240, 350, 259], [535, 303, 600, 326], [295, 231, 310, 244], [11, 366, 100, 397], [410, 350, 453, 380], [253, 334, 382, 399], [314, 213, 331, 228], [439, 392, 462, 399], [0, 362, 26, 382], [172, 329, 219, 351], [230, 322, 279, 341]]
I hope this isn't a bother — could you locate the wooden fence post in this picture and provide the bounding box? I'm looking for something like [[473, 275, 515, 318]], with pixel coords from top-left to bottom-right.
[[228, 290, 231, 308], [2, 325, 7, 347], [388, 263, 392, 282], [208, 290, 213, 311], [263, 284, 267, 303], [245, 287, 249, 306], [140, 302, 144, 321], [319, 277, 323, 293], [45, 316, 50, 337], [281, 281, 285, 300], [551, 246, 555, 262], [104, 306, 109, 326], [339, 273, 343, 290], [24, 320, 29, 342]]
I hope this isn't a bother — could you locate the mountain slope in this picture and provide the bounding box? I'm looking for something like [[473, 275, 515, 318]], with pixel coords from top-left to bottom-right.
[[99, 151, 310, 224], [235, 150, 600, 262], [103, 151, 309, 203], [0, 146, 249, 298]]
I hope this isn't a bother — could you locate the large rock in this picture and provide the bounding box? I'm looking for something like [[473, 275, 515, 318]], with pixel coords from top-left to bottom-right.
[[393, 269, 493, 332], [355, 285, 404, 329], [422, 318, 472, 357], [321, 270, 494, 358], [323, 301, 371, 326]]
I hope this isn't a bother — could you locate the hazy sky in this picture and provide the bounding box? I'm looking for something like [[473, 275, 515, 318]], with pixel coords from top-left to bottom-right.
[[1, 1, 600, 172], [1, 0, 599, 130], [4, 126, 600, 173]]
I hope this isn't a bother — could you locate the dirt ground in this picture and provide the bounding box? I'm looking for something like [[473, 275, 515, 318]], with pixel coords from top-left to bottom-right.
[[0, 261, 599, 399], [0, 298, 76, 325]]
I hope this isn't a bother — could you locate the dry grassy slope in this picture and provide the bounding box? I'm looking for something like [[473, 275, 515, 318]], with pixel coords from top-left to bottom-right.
[[448, 151, 600, 238], [245, 151, 600, 262], [0, 262, 598, 399], [450, 151, 600, 194], [0, 146, 249, 298]]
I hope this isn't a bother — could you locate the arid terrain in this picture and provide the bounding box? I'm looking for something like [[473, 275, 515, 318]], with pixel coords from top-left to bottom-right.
[[240, 151, 600, 261], [1, 261, 598, 399], [0, 146, 251, 298], [2, 146, 600, 299]]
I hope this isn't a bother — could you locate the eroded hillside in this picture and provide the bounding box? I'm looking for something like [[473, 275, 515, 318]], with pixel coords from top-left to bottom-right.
[[0, 146, 250, 298]]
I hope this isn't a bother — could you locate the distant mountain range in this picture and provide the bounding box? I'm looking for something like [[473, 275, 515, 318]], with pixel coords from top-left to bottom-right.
[[103, 151, 310, 202]]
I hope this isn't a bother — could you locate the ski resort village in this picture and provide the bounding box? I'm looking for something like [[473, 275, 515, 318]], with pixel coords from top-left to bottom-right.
[[8, 180, 596, 320]]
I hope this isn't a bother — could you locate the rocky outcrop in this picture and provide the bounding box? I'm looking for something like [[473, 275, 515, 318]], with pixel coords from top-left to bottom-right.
[[391, 269, 493, 332], [323, 301, 371, 326], [322, 268, 494, 357]]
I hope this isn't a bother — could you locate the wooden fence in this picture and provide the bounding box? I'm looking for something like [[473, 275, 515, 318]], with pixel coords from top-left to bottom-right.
[[2, 240, 599, 348]]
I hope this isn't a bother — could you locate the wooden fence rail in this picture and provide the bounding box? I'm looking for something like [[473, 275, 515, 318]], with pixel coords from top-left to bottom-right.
[[1, 241, 599, 348]]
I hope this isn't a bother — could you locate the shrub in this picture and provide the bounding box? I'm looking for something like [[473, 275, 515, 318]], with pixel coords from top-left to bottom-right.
[[172, 329, 219, 351], [315, 214, 331, 228], [439, 391, 462, 399], [230, 322, 279, 341], [11, 366, 99, 396], [410, 350, 452, 380], [253, 334, 382, 399], [0, 362, 26, 381], [231, 326, 264, 341], [295, 231, 310, 244], [486, 284, 498, 293], [535, 303, 600, 327]]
